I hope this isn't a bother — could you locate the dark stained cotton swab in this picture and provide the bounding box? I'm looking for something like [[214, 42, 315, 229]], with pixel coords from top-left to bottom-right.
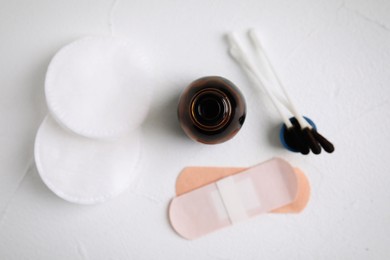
[[311, 129, 335, 153], [227, 30, 335, 155]]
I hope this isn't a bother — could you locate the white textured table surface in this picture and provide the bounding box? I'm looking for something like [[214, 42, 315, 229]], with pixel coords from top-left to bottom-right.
[[1, 0, 390, 259]]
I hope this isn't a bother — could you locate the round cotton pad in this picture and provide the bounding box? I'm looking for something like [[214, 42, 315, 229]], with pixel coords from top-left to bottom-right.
[[34, 116, 142, 204], [45, 36, 153, 139]]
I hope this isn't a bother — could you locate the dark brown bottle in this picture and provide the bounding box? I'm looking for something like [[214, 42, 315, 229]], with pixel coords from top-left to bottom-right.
[[178, 76, 246, 144]]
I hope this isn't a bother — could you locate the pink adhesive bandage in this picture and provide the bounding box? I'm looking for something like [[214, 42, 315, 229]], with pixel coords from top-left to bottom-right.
[[175, 167, 310, 214], [169, 158, 299, 239]]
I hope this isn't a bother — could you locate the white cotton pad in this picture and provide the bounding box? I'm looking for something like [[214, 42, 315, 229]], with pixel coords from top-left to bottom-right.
[[45, 36, 153, 139], [34, 116, 141, 204]]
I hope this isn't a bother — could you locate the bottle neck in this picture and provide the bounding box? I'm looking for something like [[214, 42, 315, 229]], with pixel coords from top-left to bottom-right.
[[190, 88, 232, 132]]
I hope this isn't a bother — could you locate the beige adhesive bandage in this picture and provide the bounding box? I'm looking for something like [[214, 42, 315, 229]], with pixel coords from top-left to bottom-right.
[[169, 158, 300, 240], [176, 167, 310, 214]]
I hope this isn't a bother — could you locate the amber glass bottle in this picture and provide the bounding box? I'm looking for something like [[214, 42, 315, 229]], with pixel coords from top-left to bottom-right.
[[178, 76, 246, 144]]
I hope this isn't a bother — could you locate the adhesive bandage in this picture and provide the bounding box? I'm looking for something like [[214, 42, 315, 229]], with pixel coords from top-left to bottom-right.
[[175, 166, 310, 214], [169, 158, 299, 239]]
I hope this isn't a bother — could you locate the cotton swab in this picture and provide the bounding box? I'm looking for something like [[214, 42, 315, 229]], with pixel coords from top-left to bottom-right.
[[247, 30, 322, 154], [248, 30, 334, 153], [227, 34, 293, 128], [227, 30, 334, 154], [227, 33, 310, 154]]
